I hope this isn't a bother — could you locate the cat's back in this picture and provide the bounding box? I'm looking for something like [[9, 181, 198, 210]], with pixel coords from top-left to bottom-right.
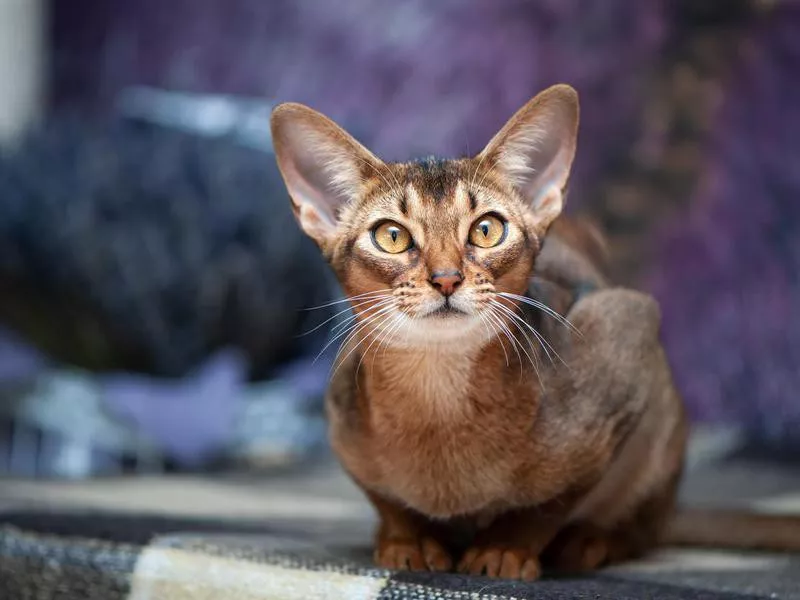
[[536, 216, 609, 293]]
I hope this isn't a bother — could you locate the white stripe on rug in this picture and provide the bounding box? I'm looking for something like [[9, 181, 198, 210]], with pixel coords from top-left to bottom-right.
[[129, 545, 387, 600]]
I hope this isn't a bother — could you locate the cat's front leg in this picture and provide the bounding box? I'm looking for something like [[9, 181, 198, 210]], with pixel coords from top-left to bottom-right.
[[457, 492, 584, 580], [367, 490, 453, 572]]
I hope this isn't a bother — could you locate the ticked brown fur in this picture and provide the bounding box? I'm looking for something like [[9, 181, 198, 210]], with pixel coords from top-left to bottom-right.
[[271, 85, 800, 580]]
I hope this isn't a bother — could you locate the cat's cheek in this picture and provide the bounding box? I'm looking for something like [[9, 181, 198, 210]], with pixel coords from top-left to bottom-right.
[[470, 239, 528, 279], [349, 249, 410, 287], [407, 248, 422, 268], [494, 262, 536, 297]]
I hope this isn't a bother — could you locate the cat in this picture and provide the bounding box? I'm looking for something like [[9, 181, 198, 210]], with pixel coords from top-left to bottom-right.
[[270, 84, 800, 580]]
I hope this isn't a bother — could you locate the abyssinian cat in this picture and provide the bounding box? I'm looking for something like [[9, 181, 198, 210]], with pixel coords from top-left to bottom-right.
[[270, 84, 800, 580]]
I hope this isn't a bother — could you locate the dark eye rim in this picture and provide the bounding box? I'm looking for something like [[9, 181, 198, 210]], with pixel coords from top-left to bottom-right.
[[370, 219, 414, 253], [468, 212, 508, 248]]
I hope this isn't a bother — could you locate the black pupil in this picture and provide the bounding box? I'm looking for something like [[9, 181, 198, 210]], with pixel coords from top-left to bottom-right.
[[390, 228, 398, 242], [481, 222, 490, 237]]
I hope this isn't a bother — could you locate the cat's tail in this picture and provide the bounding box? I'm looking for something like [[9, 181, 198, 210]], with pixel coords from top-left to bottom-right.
[[664, 507, 800, 552]]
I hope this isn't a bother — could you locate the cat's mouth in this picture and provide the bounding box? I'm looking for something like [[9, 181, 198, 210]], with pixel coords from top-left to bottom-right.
[[427, 303, 467, 318]]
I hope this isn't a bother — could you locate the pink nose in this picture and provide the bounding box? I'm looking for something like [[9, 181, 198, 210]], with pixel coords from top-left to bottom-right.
[[429, 271, 463, 297]]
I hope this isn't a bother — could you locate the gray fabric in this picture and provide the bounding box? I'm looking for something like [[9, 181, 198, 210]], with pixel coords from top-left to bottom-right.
[[0, 524, 786, 600]]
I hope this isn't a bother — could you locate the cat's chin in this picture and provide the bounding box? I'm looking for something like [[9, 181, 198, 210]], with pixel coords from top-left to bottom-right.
[[387, 310, 490, 350], [426, 305, 467, 319]]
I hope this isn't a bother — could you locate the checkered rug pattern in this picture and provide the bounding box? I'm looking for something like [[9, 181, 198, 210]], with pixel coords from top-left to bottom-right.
[[1, 508, 800, 600]]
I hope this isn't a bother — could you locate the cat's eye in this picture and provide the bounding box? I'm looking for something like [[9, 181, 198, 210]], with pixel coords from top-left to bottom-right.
[[469, 214, 506, 248], [372, 221, 413, 254]]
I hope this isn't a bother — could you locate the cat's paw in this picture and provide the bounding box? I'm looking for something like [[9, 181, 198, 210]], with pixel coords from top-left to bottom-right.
[[545, 528, 609, 572], [375, 536, 453, 572], [457, 545, 541, 580]]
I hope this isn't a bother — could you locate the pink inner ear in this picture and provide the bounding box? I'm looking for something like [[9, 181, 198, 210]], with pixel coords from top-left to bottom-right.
[[272, 103, 387, 248], [479, 87, 578, 212], [296, 202, 336, 246], [278, 124, 347, 225], [530, 184, 563, 227], [499, 120, 574, 206], [273, 107, 384, 230]]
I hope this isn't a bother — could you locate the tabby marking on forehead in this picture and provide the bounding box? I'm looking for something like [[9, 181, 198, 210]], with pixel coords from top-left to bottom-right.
[[416, 156, 449, 202], [454, 180, 473, 212], [404, 183, 424, 215]]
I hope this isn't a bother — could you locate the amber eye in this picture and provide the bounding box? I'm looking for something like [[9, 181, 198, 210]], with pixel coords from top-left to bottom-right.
[[372, 221, 413, 254], [469, 214, 506, 248]]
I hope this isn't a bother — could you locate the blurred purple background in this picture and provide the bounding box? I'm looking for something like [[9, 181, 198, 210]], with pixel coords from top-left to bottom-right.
[[1, 0, 799, 476], [650, 11, 800, 442], [50, 0, 666, 206]]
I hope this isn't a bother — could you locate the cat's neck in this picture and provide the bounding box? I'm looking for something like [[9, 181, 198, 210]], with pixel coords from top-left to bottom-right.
[[359, 336, 524, 422], [366, 345, 479, 421]]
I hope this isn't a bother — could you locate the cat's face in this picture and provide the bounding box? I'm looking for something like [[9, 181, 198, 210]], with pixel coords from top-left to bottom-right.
[[313, 158, 543, 346], [271, 85, 579, 348]]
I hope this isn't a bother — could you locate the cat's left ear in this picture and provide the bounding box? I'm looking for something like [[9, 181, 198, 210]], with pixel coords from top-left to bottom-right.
[[271, 103, 383, 251], [477, 84, 579, 233]]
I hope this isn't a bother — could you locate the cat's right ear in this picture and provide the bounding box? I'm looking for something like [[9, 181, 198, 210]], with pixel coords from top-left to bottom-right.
[[271, 103, 382, 251], [477, 84, 579, 234]]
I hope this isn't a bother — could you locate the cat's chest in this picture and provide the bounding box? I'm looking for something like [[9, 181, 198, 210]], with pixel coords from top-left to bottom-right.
[[368, 417, 523, 518], [331, 347, 540, 518], [357, 382, 536, 518]]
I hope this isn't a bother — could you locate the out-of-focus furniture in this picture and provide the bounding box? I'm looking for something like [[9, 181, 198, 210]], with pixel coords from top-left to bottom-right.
[[0, 0, 45, 145]]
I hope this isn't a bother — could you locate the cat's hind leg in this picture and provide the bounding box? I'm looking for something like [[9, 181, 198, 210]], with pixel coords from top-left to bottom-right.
[[542, 458, 684, 571]]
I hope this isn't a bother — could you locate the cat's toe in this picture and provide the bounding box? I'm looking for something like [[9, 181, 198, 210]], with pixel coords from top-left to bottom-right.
[[375, 536, 452, 572], [458, 546, 541, 580]]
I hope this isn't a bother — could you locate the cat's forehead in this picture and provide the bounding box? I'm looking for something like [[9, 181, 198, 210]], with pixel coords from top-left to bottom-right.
[[358, 156, 509, 222], [402, 156, 466, 203]]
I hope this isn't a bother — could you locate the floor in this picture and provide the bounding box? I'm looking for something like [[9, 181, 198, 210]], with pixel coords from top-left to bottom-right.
[[1, 425, 799, 519], [3, 425, 800, 598]]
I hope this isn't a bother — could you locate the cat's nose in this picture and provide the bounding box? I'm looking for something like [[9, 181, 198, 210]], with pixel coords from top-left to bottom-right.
[[429, 270, 463, 297]]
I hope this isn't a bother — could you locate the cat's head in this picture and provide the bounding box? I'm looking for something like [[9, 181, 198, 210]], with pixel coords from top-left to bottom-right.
[[271, 85, 579, 348]]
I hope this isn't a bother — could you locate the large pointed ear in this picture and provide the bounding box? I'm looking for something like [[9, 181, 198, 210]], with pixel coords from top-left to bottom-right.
[[477, 84, 579, 232], [270, 103, 383, 250]]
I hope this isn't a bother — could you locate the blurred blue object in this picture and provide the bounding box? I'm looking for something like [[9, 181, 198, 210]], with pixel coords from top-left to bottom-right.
[[116, 86, 275, 153], [0, 112, 336, 378], [0, 98, 345, 477], [0, 327, 331, 478]]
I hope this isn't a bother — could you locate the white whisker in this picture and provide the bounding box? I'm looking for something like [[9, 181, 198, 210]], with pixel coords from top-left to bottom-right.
[[378, 313, 407, 362], [331, 308, 397, 378], [334, 304, 396, 362], [487, 302, 541, 386], [304, 288, 392, 311], [359, 313, 404, 375], [314, 302, 395, 365], [475, 161, 498, 191], [479, 311, 509, 367], [470, 147, 491, 190], [494, 300, 554, 364], [498, 291, 582, 336], [300, 294, 392, 337], [330, 297, 395, 334], [492, 299, 567, 369]]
